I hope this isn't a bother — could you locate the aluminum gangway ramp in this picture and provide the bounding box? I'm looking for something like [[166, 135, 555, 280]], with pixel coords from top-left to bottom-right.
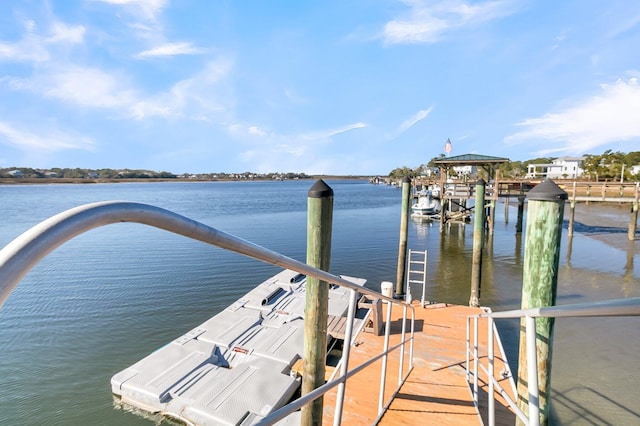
[[406, 249, 428, 306]]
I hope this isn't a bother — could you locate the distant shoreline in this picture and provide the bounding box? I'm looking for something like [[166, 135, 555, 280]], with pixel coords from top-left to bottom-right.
[[0, 176, 372, 185]]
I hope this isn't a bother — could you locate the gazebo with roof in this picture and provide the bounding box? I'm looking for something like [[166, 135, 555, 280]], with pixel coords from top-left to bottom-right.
[[433, 153, 510, 181]]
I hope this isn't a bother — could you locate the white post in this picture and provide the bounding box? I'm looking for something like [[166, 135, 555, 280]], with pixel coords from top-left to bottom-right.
[[398, 304, 407, 385], [526, 316, 540, 426], [333, 288, 358, 426], [473, 316, 479, 405], [488, 317, 495, 426], [378, 301, 393, 414]]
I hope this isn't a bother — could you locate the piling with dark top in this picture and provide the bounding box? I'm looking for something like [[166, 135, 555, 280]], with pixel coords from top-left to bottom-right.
[[469, 179, 486, 308], [302, 179, 333, 425], [395, 176, 411, 298], [516, 178, 567, 426]]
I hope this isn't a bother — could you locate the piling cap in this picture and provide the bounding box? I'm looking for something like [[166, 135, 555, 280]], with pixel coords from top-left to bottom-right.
[[308, 179, 334, 198], [402, 176, 412, 184], [527, 178, 568, 201], [476, 178, 486, 187]]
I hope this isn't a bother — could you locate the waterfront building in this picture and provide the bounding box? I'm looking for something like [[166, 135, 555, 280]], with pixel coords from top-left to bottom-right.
[[526, 156, 584, 179]]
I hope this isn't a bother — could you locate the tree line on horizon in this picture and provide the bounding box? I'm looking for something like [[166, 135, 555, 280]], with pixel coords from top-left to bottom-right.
[[0, 167, 310, 181], [388, 149, 640, 181]]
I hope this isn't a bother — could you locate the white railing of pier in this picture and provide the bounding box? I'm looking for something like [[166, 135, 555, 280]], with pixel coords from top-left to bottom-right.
[[0, 200, 415, 425], [466, 298, 640, 426]]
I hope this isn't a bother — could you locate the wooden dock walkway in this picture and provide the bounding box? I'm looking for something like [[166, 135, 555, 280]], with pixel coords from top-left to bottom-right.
[[322, 302, 516, 425]]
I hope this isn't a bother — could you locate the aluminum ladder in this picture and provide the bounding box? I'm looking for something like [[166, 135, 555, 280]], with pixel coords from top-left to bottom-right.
[[406, 249, 428, 307]]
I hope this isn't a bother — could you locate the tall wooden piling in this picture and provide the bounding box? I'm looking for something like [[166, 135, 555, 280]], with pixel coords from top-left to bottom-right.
[[395, 176, 411, 298], [302, 179, 334, 425], [516, 178, 567, 426], [469, 179, 486, 308]]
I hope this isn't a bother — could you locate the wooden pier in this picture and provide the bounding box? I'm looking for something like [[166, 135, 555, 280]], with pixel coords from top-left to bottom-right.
[[411, 179, 639, 239], [321, 301, 516, 425]]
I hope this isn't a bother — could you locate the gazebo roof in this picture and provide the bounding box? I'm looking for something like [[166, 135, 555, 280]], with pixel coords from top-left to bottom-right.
[[433, 153, 510, 166]]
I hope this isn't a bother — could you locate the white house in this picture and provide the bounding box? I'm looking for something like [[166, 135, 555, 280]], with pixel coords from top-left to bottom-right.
[[630, 165, 640, 176], [7, 170, 23, 178], [526, 157, 584, 179]]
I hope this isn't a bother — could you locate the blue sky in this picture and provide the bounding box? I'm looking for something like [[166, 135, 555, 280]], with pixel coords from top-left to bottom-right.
[[1, 1, 639, 175]]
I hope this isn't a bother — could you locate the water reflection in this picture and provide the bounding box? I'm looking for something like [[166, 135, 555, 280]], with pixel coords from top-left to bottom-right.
[[566, 235, 573, 269], [412, 216, 435, 238], [624, 240, 635, 296], [514, 232, 523, 267]]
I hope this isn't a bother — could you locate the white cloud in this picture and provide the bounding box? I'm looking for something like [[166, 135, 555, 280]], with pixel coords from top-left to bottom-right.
[[506, 77, 640, 155], [136, 42, 203, 58], [47, 21, 86, 44], [248, 126, 266, 136], [0, 120, 95, 152], [398, 107, 433, 133], [6, 65, 137, 109], [303, 122, 367, 140], [92, 0, 168, 21], [383, 0, 516, 45], [235, 121, 369, 174], [129, 58, 234, 120], [4, 55, 233, 122], [0, 20, 85, 63]]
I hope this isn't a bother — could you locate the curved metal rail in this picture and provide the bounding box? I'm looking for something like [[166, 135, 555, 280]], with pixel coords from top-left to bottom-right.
[[0, 200, 415, 425], [0, 200, 403, 309]]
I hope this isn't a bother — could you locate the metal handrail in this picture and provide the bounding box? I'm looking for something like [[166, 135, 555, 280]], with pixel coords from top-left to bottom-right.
[[0, 201, 415, 425], [466, 298, 640, 426]]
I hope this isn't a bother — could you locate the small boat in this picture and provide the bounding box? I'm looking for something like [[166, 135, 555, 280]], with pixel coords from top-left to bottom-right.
[[111, 269, 366, 425], [411, 191, 439, 216]]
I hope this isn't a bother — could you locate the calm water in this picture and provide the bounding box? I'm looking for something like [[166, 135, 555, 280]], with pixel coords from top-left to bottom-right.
[[0, 180, 638, 425]]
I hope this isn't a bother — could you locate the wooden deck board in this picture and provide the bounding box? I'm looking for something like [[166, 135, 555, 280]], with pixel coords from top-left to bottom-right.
[[322, 301, 516, 425]]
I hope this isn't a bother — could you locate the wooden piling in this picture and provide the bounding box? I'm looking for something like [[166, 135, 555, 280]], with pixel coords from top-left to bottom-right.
[[302, 179, 334, 426], [469, 179, 486, 308], [395, 176, 411, 298], [516, 193, 525, 234], [516, 178, 567, 426], [504, 189, 510, 223]]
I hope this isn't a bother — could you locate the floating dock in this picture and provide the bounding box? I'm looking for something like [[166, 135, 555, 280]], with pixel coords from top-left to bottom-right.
[[111, 268, 516, 425], [112, 270, 516, 425], [111, 269, 366, 425]]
